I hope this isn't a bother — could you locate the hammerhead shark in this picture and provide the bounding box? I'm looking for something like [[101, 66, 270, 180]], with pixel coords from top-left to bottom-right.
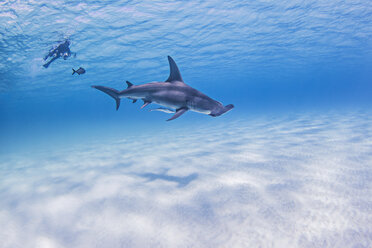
[[92, 56, 234, 121]]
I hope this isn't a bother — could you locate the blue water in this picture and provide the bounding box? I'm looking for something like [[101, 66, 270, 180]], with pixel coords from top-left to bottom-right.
[[1, 1, 372, 247]]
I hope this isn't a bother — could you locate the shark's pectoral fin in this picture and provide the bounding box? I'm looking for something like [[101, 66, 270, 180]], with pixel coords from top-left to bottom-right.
[[141, 100, 151, 109], [150, 107, 175, 114], [167, 107, 188, 121], [165, 56, 184, 83], [132, 99, 137, 103]]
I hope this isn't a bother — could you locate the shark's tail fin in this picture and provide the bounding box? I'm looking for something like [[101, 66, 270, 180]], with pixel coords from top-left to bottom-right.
[[91, 86, 121, 110], [72, 68, 76, 75]]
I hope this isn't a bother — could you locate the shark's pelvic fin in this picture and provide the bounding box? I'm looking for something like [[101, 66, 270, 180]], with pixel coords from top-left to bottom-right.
[[165, 56, 183, 83], [132, 99, 137, 103], [141, 100, 151, 109], [167, 107, 188, 121], [91, 85, 121, 110], [150, 107, 175, 113]]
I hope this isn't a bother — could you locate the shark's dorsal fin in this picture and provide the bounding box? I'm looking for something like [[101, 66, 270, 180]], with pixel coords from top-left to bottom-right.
[[126, 81, 133, 88], [165, 56, 183, 83]]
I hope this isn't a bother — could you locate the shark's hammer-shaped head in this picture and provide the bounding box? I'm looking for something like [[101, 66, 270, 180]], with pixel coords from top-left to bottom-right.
[[209, 103, 234, 117]]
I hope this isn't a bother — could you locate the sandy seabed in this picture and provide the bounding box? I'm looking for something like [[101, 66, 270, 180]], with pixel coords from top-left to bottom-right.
[[1, 112, 371, 248]]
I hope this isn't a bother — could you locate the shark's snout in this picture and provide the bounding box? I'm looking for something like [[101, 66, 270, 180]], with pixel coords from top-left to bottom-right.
[[225, 104, 234, 111], [210, 104, 234, 117]]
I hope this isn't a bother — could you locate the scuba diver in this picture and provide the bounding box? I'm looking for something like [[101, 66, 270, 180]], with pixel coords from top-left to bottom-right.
[[43, 40, 74, 68]]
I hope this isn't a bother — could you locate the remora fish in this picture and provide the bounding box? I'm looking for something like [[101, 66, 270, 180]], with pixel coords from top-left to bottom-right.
[[92, 56, 234, 121]]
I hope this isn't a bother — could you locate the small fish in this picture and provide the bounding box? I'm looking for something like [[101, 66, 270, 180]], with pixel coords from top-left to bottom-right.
[[72, 67, 86, 75]]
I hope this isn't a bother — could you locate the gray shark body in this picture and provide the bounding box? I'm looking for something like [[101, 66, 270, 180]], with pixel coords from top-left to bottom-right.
[[92, 56, 234, 121]]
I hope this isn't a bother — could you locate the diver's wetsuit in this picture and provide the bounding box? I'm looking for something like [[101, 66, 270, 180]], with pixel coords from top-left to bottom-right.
[[43, 40, 72, 68]]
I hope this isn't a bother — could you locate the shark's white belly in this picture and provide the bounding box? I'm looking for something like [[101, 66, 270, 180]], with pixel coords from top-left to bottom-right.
[[186, 98, 213, 115], [154, 100, 181, 110], [188, 106, 211, 115], [122, 86, 213, 115]]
